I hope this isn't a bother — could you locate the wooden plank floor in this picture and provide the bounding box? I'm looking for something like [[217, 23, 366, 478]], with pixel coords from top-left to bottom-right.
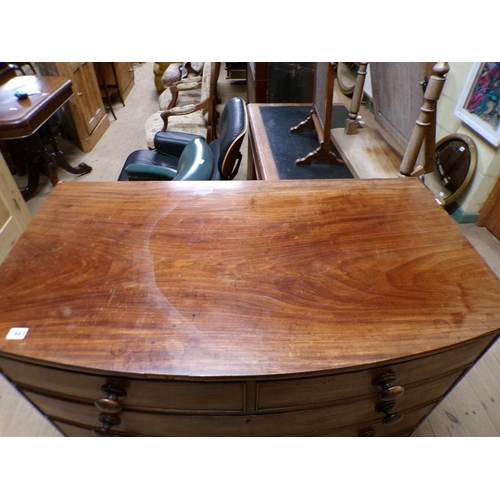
[[1, 63, 500, 436]]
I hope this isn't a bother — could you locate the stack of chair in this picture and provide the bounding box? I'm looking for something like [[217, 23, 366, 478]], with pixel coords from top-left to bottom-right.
[[145, 62, 220, 149]]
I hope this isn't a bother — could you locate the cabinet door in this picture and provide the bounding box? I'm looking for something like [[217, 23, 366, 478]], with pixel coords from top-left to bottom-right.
[[114, 62, 134, 96], [97, 63, 134, 101], [67, 62, 107, 137], [0, 152, 32, 264]]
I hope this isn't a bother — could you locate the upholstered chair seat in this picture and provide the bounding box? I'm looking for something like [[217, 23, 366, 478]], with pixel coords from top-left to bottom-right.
[[118, 134, 211, 181], [145, 63, 219, 149]]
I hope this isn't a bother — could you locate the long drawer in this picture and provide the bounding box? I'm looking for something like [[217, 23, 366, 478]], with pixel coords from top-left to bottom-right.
[[54, 403, 434, 437], [1, 334, 491, 416], [0, 357, 245, 412], [23, 371, 462, 437]]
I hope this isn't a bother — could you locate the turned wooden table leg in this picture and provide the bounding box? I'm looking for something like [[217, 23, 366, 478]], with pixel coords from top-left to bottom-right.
[[345, 62, 368, 135], [399, 62, 450, 177]]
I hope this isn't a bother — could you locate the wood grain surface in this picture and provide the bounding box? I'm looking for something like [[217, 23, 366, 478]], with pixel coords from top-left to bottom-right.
[[0, 75, 73, 140], [1, 180, 500, 379]]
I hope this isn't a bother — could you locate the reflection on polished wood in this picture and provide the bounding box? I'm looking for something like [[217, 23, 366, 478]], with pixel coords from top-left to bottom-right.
[[0, 75, 73, 140]]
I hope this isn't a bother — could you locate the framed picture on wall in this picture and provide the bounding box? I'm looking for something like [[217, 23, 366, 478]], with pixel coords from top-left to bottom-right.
[[454, 62, 500, 147]]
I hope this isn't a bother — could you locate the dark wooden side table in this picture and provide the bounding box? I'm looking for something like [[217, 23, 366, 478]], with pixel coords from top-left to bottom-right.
[[0, 75, 92, 200], [1, 180, 500, 436]]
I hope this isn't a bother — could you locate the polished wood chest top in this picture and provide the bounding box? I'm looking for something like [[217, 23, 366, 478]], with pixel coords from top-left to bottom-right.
[[1, 180, 500, 378]]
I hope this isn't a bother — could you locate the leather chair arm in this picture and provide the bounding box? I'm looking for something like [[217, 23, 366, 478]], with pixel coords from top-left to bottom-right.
[[154, 131, 205, 156], [124, 164, 177, 180]]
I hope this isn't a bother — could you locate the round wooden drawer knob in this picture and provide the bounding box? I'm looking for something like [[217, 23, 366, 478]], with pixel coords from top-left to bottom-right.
[[93, 413, 121, 436], [382, 412, 403, 425], [95, 397, 122, 413], [359, 429, 376, 437], [377, 401, 403, 426], [379, 385, 405, 401], [94, 384, 127, 413], [373, 371, 398, 390]]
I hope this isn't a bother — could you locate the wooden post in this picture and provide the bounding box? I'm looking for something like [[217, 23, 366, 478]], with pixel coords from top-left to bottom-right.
[[399, 62, 450, 177], [345, 63, 368, 135]]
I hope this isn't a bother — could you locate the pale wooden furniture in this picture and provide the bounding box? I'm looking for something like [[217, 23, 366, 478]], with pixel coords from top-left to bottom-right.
[[0, 151, 32, 265], [331, 62, 448, 179], [290, 62, 343, 166], [37, 62, 110, 153], [1, 180, 500, 437]]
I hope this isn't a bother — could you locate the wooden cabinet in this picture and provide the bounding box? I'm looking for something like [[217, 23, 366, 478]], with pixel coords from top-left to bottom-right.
[[96, 62, 135, 102], [37, 62, 109, 152], [247, 63, 314, 103]]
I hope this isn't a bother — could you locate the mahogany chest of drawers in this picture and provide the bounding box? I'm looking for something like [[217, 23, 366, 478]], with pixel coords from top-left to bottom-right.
[[1, 180, 499, 436]]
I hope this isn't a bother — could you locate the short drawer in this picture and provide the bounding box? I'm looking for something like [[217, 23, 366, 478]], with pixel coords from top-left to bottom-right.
[[295, 403, 434, 437], [24, 371, 462, 437], [0, 357, 245, 412], [257, 335, 494, 410]]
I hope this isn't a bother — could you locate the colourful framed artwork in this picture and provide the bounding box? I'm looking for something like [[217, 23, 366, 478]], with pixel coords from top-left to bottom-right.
[[455, 62, 500, 147]]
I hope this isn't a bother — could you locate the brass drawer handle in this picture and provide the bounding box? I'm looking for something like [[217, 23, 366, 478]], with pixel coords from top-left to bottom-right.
[[94, 384, 127, 413]]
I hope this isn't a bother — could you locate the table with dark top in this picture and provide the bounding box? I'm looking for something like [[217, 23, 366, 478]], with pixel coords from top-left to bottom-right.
[[247, 103, 353, 181]]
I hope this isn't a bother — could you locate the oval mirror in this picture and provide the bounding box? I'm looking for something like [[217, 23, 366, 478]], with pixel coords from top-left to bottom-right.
[[336, 63, 359, 97], [422, 134, 477, 206]]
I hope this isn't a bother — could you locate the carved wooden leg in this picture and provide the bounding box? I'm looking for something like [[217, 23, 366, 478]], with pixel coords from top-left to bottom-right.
[[295, 143, 344, 166], [17, 136, 44, 200], [345, 62, 368, 135], [45, 126, 92, 177], [290, 112, 315, 133], [399, 62, 450, 177]]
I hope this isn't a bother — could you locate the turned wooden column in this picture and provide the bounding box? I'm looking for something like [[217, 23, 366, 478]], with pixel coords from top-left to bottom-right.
[[344, 63, 368, 135], [399, 62, 450, 177]]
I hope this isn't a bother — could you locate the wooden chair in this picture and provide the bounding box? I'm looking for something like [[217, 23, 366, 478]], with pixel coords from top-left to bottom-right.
[[145, 63, 220, 149], [331, 62, 450, 179]]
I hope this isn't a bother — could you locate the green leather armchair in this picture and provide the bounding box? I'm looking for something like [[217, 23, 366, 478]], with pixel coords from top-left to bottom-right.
[[123, 137, 214, 181]]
